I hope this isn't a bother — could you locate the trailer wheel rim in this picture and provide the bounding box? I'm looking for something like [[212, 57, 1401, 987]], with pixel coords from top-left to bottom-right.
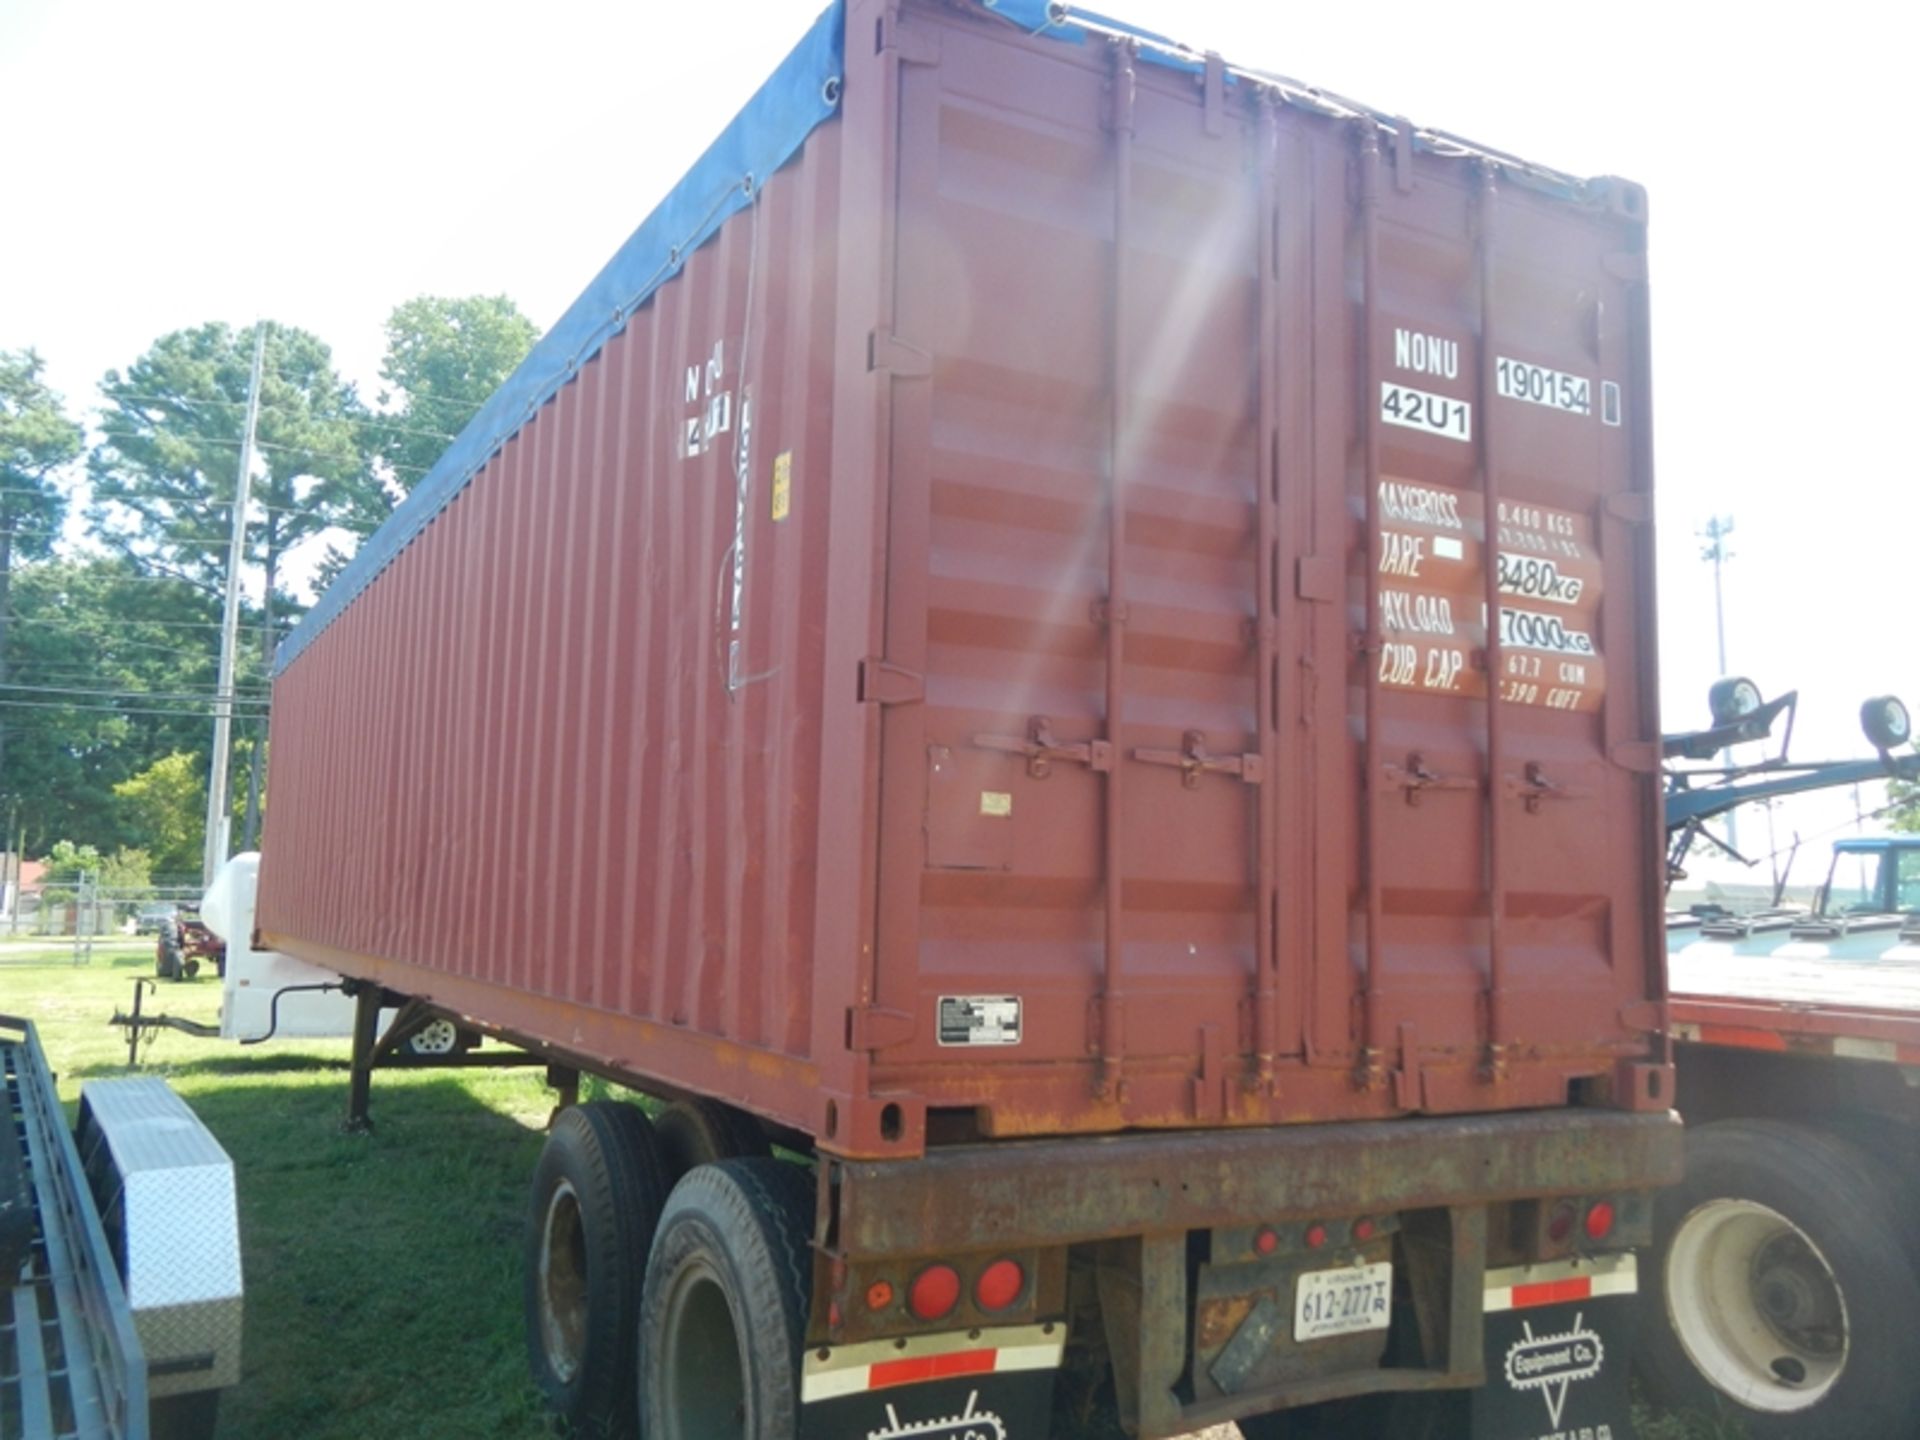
[[658, 1258, 746, 1439], [408, 1018, 459, 1055], [536, 1179, 588, 1384], [1666, 1197, 1848, 1412]]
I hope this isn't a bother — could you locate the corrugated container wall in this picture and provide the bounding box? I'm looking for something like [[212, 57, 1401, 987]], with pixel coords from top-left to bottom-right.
[[259, 0, 1666, 1159]]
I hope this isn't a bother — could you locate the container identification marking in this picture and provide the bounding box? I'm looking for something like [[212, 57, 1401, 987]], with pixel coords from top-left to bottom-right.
[[938, 996, 1022, 1047], [1496, 355, 1592, 417], [1380, 381, 1471, 442], [979, 791, 1013, 818]]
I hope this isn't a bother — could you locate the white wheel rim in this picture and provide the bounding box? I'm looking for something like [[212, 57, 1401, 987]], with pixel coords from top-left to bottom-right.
[[1666, 1197, 1848, 1412], [538, 1179, 587, 1383], [411, 1018, 458, 1054]]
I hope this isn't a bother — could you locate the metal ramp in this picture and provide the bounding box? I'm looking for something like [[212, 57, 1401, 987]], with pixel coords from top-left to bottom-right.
[[1, 1017, 145, 1440]]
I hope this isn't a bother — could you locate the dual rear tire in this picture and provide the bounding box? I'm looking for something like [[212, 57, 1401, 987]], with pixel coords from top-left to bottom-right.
[[1637, 1119, 1920, 1439], [524, 1097, 802, 1440]]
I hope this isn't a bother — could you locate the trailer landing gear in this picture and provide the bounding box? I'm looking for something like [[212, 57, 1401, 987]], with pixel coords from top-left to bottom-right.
[[340, 983, 541, 1133]]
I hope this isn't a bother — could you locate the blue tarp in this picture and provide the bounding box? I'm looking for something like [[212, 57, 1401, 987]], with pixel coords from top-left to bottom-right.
[[277, 1, 846, 673]]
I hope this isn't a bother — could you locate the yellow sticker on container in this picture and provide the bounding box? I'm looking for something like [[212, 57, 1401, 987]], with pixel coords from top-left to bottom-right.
[[980, 791, 1013, 818], [771, 451, 792, 521]]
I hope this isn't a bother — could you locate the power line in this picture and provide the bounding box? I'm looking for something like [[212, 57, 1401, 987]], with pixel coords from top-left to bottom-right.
[[0, 682, 270, 707], [0, 697, 266, 720], [2, 614, 289, 634], [91, 426, 436, 477], [100, 394, 462, 445]]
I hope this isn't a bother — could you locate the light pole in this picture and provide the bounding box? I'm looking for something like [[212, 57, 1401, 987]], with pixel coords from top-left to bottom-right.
[[203, 323, 267, 886]]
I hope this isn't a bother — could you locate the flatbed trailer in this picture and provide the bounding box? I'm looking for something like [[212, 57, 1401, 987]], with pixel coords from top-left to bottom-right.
[[1640, 948, 1920, 1437]]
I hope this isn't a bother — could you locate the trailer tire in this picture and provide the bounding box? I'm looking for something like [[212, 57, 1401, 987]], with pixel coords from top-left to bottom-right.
[[524, 1100, 670, 1440], [638, 1157, 815, 1440], [1638, 1119, 1920, 1439], [653, 1097, 769, 1182]]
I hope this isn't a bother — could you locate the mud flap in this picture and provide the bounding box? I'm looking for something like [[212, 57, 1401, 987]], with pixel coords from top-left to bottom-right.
[[800, 1324, 1060, 1440], [1471, 1255, 1637, 1440]]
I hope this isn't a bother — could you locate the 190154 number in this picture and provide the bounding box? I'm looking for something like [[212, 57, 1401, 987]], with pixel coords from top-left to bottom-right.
[[1496, 357, 1591, 416]]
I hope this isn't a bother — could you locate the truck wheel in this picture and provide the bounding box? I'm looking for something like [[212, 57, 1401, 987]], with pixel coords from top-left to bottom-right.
[[525, 1100, 670, 1440], [654, 1097, 769, 1182], [638, 1158, 815, 1440], [1638, 1119, 1920, 1438]]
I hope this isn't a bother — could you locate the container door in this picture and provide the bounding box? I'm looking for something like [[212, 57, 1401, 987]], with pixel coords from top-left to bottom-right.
[[1344, 145, 1662, 1112], [864, 10, 1291, 1133]]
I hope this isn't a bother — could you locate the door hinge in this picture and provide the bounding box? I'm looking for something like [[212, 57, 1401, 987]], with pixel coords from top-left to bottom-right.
[[847, 1005, 916, 1052], [1604, 490, 1654, 525], [1608, 740, 1661, 774], [1201, 52, 1227, 137], [877, 13, 941, 66], [1618, 999, 1667, 1034], [858, 659, 924, 706], [1603, 249, 1649, 282], [868, 331, 932, 379]]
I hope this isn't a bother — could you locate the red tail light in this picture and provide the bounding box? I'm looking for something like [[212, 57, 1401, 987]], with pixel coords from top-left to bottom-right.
[[1253, 1227, 1279, 1256], [974, 1259, 1025, 1312], [908, 1265, 961, 1321], [865, 1280, 894, 1311], [1305, 1223, 1328, 1250], [1352, 1218, 1376, 1243], [1584, 1201, 1615, 1241]]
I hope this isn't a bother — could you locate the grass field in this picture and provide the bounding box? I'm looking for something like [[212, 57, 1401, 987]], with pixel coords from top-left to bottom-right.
[[2, 940, 1732, 1440], [4, 939, 557, 1440]]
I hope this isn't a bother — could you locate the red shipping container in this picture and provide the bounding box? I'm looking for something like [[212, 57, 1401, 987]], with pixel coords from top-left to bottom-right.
[[260, 0, 1667, 1160]]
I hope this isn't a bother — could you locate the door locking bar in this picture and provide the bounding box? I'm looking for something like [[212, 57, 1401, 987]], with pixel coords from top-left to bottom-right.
[[1133, 730, 1264, 788]]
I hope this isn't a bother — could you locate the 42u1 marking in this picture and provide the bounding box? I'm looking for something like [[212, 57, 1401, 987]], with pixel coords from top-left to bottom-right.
[[1380, 382, 1471, 442]]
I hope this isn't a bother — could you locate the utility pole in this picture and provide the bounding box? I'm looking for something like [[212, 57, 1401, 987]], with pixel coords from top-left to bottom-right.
[[203, 323, 268, 886], [1700, 514, 1737, 851]]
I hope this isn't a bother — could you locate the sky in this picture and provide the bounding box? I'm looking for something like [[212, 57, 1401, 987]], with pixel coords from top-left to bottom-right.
[[2, 0, 1913, 873]]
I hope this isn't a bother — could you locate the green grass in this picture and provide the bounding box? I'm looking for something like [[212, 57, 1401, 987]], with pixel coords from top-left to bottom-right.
[[3, 944, 559, 1439]]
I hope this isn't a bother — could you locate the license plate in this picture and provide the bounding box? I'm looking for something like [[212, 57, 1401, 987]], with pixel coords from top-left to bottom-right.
[[1294, 1262, 1392, 1342]]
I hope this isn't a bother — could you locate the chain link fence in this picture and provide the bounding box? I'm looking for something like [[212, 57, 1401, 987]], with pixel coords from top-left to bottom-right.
[[2, 881, 206, 963]]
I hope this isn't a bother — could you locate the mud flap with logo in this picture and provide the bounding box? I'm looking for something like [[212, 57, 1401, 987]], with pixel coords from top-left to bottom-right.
[[799, 1325, 1059, 1439], [1471, 1255, 1637, 1440]]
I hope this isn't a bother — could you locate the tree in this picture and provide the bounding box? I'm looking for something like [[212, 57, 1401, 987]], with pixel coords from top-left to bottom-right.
[[113, 751, 208, 880], [0, 556, 258, 861], [1891, 749, 1920, 833], [90, 321, 374, 853], [372, 294, 537, 491], [41, 839, 151, 892], [0, 349, 85, 808], [90, 321, 373, 606]]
